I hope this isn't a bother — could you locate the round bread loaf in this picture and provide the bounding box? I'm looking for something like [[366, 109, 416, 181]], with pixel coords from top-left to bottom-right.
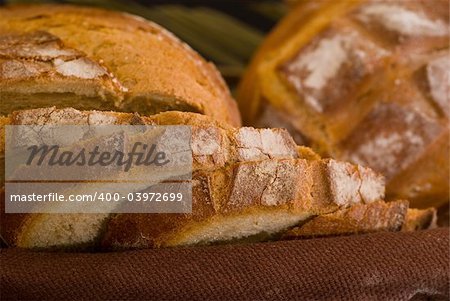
[[237, 0, 449, 208], [0, 4, 241, 126]]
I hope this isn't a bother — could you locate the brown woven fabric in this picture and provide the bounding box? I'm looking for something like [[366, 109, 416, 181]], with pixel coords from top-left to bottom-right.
[[1, 228, 449, 301]]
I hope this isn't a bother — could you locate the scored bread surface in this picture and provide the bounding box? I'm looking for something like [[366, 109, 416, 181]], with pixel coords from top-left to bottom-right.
[[282, 200, 409, 239]]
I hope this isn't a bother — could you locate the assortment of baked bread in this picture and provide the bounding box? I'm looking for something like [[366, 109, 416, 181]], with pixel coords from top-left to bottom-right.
[[0, 3, 444, 250]]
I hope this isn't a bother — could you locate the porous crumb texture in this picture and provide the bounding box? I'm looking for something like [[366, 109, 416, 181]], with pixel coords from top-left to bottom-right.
[[237, 0, 449, 207], [17, 213, 109, 249], [0, 5, 241, 126]]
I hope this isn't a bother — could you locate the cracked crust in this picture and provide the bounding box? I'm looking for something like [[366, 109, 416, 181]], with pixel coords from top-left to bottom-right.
[[102, 157, 384, 249], [237, 0, 449, 207], [0, 4, 241, 126], [402, 207, 437, 231], [1, 107, 386, 249], [1, 107, 297, 172]]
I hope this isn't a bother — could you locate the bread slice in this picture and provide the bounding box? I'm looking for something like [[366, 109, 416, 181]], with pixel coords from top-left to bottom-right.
[[0, 107, 298, 182], [0, 5, 240, 126], [101, 158, 383, 249], [0, 106, 385, 250], [281, 201, 438, 240], [1, 107, 386, 250], [1, 156, 384, 249], [282, 200, 409, 239]]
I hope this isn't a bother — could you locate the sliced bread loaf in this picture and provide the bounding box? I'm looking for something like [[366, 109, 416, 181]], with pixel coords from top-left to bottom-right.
[[282, 200, 409, 239], [0, 5, 240, 126]]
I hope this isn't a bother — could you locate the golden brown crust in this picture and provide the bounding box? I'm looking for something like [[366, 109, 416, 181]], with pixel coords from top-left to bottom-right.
[[236, 0, 336, 125], [102, 157, 385, 249], [0, 107, 385, 250], [402, 208, 437, 232], [297, 146, 321, 161], [0, 31, 126, 108], [0, 188, 30, 247], [1, 107, 297, 172], [237, 0, 449, 207], [0, 4, 241, 126], [386, 128, 449, 208], [282, 200, 409, 239], [0, 108, 300, 248]]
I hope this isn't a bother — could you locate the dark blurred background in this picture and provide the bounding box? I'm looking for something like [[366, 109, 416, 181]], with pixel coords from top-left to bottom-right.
[[2, 0, 289, 90]]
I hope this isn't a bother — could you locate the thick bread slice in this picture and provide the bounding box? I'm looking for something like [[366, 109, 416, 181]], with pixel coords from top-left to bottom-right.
[[402, 208, 437, 232], [101, 158, 383, 249], [0, 108, 300, 249], [237, 0, 449, 207], [0, 108, 385, 249], [1, 157, 384, 249], [0, 5, 240, 126], [297, 145, 321, 161], [282, 200, 409, 239]]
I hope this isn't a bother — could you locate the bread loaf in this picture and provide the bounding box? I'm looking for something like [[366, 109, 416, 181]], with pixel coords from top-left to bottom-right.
[[1, 107, 385, 249], [0, 5, 241, 126], [237, 0, 449, 208], [0, 107, 296, 182]]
